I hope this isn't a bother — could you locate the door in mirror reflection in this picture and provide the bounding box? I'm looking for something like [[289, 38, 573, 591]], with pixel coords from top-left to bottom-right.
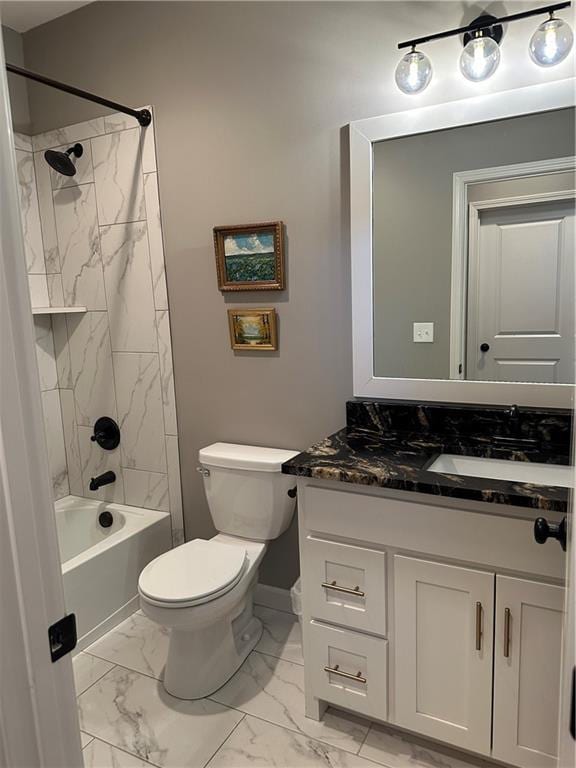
[[371, 107, 576, 385], [467, 199, 575, 384]]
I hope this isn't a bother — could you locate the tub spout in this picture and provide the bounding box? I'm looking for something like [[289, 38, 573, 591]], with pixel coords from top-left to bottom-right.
[[89, 471, 116, 491]]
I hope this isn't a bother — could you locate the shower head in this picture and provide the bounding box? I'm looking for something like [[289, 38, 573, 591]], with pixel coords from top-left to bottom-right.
[[44, 142, 83, 176]]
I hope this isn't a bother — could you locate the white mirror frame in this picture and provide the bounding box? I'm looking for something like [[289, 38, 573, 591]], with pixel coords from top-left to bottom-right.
[[350, 78, 576, 408]]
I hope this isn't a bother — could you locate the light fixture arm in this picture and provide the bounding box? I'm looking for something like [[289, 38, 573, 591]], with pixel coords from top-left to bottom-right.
[[397, 1, 571, 50]]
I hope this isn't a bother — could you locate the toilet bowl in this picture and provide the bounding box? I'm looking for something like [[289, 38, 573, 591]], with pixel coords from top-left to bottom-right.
[[138, 442, 299, 700]]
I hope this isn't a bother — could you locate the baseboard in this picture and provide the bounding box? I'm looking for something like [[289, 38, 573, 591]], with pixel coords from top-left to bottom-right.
[[254, 583, 294, 614], [74, 595, 140, 654]]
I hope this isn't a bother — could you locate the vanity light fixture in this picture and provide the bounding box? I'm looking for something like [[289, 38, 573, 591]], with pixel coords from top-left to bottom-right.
[[529, 11, 574, 66], [395, 46, 433, 94], [459, 16, 502, 82], [395, 1, 572, 94]]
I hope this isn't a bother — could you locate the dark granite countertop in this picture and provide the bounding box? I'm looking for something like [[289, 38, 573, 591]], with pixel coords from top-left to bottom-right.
[[282, 401, 572, 513]]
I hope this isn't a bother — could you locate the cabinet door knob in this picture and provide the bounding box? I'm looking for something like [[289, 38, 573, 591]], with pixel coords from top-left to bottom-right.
[[534, 517, 567, 551], [480, 343, 490, 353]]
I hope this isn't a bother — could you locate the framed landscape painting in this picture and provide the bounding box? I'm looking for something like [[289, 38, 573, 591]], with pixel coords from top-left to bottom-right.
[[214, 221, 285, 291], [228, 308, 278, 351]]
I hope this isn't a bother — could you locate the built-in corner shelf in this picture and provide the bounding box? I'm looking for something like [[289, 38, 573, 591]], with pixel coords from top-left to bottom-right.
[[32, 306, 87, 316]]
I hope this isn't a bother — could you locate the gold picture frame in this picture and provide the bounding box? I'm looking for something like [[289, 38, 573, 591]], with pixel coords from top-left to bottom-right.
[[228, 308, 278, 351], [214, 221, 285, 292]]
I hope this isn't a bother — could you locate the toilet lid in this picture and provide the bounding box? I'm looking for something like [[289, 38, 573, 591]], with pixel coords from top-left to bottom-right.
[[138, 539, 247, 605]]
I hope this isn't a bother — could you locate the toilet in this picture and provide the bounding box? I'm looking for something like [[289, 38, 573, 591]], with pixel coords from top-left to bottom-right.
[[138, 442, 299, 699]]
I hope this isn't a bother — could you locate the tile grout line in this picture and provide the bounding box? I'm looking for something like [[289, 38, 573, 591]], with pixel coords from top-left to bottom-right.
[[81, 731, 159, 768], [252, 647, 304, 667], [214, 710, 385, 768], [74, 657, 119, 698], [81, 639, 365, 761], [205, 693, 369, 760], [358, 720, 373, 755], [78, 651, 163, 685], [201, 713, 246, 768]]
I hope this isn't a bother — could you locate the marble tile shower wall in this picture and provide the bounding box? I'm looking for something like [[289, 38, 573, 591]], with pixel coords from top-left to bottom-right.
[[13, 113, 184, 546]]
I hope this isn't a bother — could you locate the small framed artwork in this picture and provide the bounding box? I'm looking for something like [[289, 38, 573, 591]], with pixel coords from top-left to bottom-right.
[[228, 308, 278, 351], [214, 221, 285, 292]]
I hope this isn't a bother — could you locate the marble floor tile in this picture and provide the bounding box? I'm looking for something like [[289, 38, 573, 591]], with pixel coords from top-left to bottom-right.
[[207, 715, 379, 768], [85, 613, 169, 680], [211, 651, 369, 754], [73, 652, 115, 696], [359, 723, 485, 768], [255, 606, 303, 665], [83, 737, 154, 767], [81, 732, 95, 749], [78, 666, 244, 768]]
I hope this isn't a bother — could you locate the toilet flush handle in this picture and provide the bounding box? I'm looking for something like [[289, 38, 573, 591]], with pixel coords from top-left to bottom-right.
[[196, 466, 210, 477]]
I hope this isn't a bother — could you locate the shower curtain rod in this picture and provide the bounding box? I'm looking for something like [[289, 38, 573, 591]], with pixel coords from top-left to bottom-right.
[[5, 63, 152, 127]]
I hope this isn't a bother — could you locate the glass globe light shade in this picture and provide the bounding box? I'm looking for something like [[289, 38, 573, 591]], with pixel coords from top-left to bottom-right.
[[460, 34, 501, 81], [395, 49, 432, 94], [529, 16, 574, 66]]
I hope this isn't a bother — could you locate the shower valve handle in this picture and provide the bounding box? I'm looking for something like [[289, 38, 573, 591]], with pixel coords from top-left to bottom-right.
[[91, 417, 120, 450]]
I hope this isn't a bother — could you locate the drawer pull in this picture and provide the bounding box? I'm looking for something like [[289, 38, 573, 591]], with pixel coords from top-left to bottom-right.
[[504, 607, 511, 658], [322, 581, 365, 597], [475, 601, 483, 651], [324, 664, 367, 684]]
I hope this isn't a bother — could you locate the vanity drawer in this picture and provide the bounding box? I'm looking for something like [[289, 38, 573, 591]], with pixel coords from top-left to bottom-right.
[[307, 620, 388, 719], [301, 537, 387, 635]]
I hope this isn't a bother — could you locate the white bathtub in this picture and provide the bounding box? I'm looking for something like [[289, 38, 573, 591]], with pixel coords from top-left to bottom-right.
[[55, 495, 172, 651]]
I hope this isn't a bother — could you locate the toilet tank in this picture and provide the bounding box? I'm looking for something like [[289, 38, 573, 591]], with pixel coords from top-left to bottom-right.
[[198, 443, 300, 542]]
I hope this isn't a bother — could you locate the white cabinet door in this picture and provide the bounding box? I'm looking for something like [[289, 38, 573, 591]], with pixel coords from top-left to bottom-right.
[[394, 555, 494, 755], [493, 576, 565, 768]]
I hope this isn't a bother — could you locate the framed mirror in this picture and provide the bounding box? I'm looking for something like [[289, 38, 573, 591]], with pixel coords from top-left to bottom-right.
[[350, 79, 575, 407]]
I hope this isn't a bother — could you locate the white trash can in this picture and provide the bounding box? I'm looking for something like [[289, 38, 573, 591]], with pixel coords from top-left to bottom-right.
[[290, 577, 302, 625]]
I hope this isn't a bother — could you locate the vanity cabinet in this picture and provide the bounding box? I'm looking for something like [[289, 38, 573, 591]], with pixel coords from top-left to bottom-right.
[[393, 556, 494, 754], [492, 576, 565, 768], [297, 480, 566, 768]]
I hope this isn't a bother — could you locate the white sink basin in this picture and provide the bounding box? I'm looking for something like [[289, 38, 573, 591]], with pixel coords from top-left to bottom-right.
[[427, 454, 573, 488]]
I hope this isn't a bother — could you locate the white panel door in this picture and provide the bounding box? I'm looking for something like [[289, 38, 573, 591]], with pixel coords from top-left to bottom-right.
[[394, 555, 494, 755], [467, 199, 575, 383], [493, 576, 565, 768]]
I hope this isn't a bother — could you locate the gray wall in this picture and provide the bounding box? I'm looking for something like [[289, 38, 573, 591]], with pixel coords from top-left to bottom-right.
[[373, 109, 575, 380], [21, 2, 576, 588], [2, 26, 30, 133]]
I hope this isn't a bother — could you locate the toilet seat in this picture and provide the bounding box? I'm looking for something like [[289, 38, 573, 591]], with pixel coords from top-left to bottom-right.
[[138, 538, 248, 608]]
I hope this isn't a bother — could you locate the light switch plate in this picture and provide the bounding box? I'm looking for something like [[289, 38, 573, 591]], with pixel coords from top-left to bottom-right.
[[413, 322, 434, 343]]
